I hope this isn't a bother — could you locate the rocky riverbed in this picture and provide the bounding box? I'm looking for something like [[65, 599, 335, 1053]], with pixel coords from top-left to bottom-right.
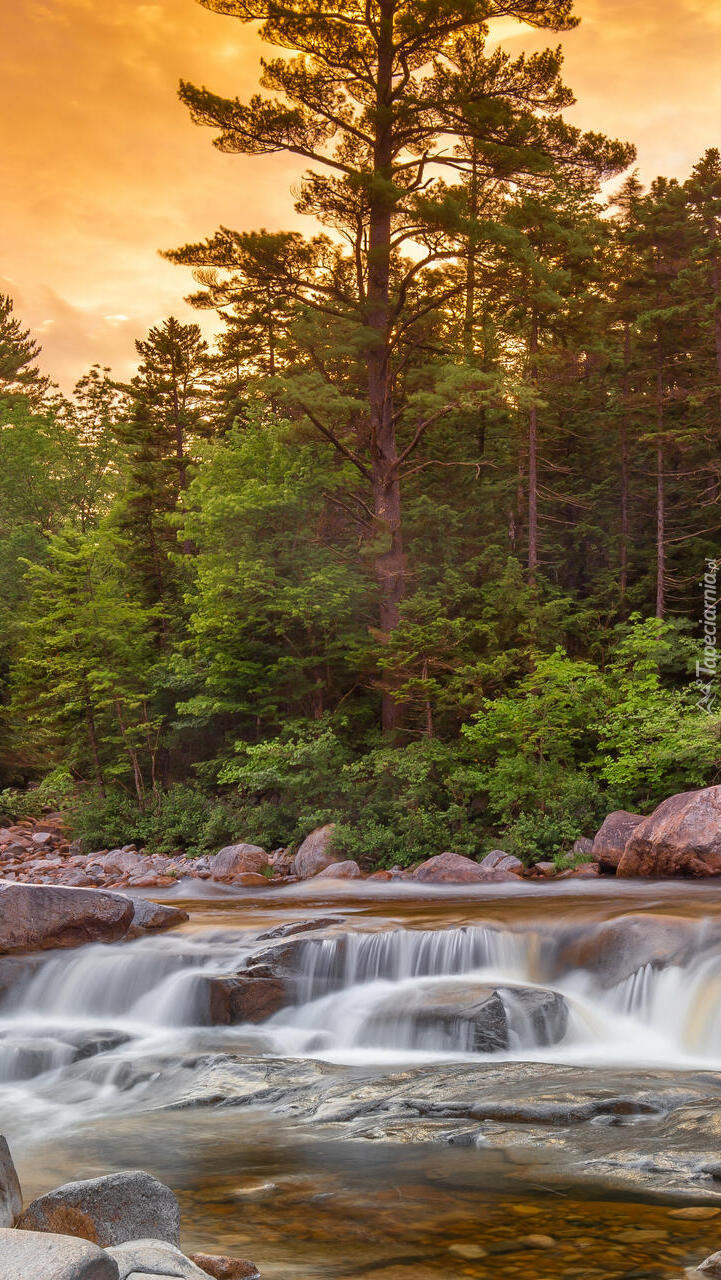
[[5, 878, 721, 1275]]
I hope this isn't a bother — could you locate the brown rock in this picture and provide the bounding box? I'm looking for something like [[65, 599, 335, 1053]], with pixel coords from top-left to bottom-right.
[[0, 883, 133, 954], [368, 870, 393, 881], [617, 787, 721, 878], [530, 861, 556, 878], [478, 849, 524, 874], [318, 860, 362, 879], [191, 1254, 260, 1280], [293, 825, 338, 879], [211, 844, 268, 880], [413, 851, 519, 884], [204, 974, 290, 1023], [555, 862, 600, 880], [592, 810, 645, 872]]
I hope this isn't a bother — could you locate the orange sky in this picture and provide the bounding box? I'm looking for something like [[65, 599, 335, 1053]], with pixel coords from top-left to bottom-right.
[[3, 0, 721, 391]]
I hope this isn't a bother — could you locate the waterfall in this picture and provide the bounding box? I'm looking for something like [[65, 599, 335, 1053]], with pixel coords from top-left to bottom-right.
[[2, 909, 721, 1140]]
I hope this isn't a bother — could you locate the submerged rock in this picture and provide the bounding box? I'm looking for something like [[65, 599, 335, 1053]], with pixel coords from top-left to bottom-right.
[[0, 1227, 119, 1279], [201, 974, 292, 1023], [554, 913, 697, 986], [191, 1254, 260, 1279], [0, 882, 134, 955], [17, 1169, 181, 1248]]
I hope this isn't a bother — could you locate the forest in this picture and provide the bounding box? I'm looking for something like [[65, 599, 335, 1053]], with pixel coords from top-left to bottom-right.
[[1, 0, 720, 869]]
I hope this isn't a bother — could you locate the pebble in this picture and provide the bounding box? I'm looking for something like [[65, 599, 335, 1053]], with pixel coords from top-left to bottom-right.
[[448, 1243, 488, 1259], [520, 1234, 556, 1248]]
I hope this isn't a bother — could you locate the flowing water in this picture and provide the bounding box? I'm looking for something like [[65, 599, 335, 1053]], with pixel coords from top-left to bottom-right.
[[5, 880, 721, 1276]]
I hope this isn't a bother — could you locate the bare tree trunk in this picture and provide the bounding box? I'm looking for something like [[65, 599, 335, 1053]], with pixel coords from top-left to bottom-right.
[[528, 309, 539, 587], [367, 1, 405, 732], [619, 323, 631, 606], [655, 348, 666, 620]]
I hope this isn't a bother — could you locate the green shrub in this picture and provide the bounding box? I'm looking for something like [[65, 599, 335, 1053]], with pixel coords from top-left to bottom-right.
[[65, 784, 241, 856]]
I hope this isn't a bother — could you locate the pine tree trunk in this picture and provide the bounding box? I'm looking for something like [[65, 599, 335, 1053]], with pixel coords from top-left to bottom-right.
[[368, 1, 405, 732], [619, 323, 631, 606], [84, 697, 105, 796], [655, 349, 666, 620], [528, 309, 539, 586]]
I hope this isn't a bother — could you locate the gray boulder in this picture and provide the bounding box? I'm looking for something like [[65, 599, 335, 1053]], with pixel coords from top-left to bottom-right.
[[293, 825, 338, 879], [0, 1135, 22, 1227], [0, 882, 134, 955], [210, 844, 268, 881], [107, 1239, 212, 1279], [126, 899, 189, 939], [365, 980, 568, 1053], [478, 849, 523, 875], [0, 1228, 118, 1280], [17, 1169, 181, 1248], [317, 860, 362, 880]]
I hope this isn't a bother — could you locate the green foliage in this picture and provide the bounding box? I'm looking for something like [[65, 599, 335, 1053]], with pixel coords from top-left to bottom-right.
[[66, 784, 241, 857]]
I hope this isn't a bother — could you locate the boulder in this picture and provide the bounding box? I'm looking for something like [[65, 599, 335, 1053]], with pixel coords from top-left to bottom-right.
[[191, 1256, 260, 1280], [592, 810, 645, 873], [413, 851, 519, 884], [478, 849, 524, 875], [617, 787, 721, 878], [17, 1169, 181, 1248], [293, 825, 338, 879], [0, 883, 134, 954], [126, 900, 189, 939], [365, 980, 568, 1052], [107, 1239, 211, 1280], [529, 861, 556, 879], [0, 1228, 119, 1280], [210, 844, 268, 880], [258, 916, 343, 940], [572, 837, 594, 857], [0, 1135, 22, 1227], [554, 912, 697, 986], [318, 860, 362, 880]]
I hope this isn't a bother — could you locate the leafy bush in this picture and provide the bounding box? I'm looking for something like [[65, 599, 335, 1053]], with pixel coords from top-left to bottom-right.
[[0, 767, 74, 823], [66, 784, 242, 856]]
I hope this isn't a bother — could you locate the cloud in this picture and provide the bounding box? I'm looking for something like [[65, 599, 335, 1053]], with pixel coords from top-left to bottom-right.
[[1, 0, 719, 389]]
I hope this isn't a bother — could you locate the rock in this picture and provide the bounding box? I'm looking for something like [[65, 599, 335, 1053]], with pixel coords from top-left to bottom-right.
[[17, 1169, 181, 1248], [478, 849, 523, 874], [201, 974, 291, 1023], [99, 850, 152, 878], [364, 980, 568, 1052], [293, 825, 338, 878], [210, 844, 268, 880], [554, 913, 696, 985], [0, 883, 134, 954], [413, 851, 519, 884], [669, 1206, 721, 1219], [592, 810, 645, 872], [617, 787, 721, 877], [0, 1135, 22, 1227], [226, 872, 271, 887], [32, 831, 54, 846], [107, 1239, 211, 1280], [555, 862, 600, 879], [696, 1251, 721, 1277], [191, 1255, 260, 1280], [126, 900, 190, 938], [0, 1228, 119, 1279], [318, 860, 362, 879], [572, 837, 594, 857], [530, 861, 556, 878], [257, 916, 343, 940]]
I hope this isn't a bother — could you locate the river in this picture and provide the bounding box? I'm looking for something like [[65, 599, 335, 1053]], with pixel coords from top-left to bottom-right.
[[4, 879, 721, 1277]]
